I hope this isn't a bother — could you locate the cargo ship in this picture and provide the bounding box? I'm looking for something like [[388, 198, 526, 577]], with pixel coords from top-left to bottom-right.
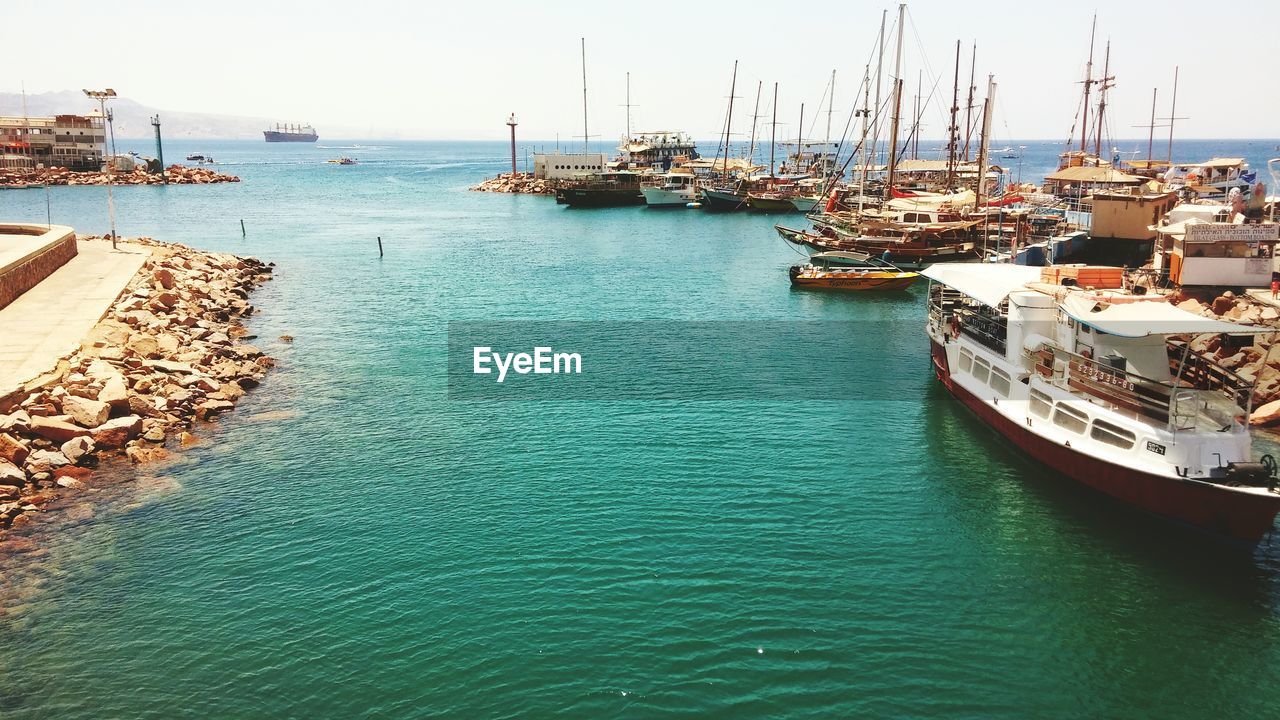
[[263, 123, 318, 143]]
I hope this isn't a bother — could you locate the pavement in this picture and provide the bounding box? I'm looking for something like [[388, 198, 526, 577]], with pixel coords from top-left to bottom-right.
[[1245, 289, 1280, 310], [0, 238, 150, 394]]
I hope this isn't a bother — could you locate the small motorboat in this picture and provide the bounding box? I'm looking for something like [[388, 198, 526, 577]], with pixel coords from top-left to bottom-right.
[[186, 153, 212, 163], [328, 157, 358, 165], [788, 250, 920, 291]]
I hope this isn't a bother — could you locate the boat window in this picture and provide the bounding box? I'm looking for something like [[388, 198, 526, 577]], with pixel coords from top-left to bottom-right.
[[972, 358, 991, 384], [1029, 389, 1053, 418], [989, 368, 1011, 397], [1091, 419, 1136, 449], [1053, 404, 1088, 434], [958, 349, 973, 373]]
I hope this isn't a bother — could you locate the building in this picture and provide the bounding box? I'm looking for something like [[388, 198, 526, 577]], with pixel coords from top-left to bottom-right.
[[533, 152, 608, 180], [1090, 187, 1178, 241], [1159, 222, 1279, 287], [0, 113, 106, 171]]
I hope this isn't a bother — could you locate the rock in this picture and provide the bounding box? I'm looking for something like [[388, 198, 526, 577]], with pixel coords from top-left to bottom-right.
[[55, 476, 86, 490], [1176, 299, 1205, 314], [0, 410, 32, 434], [153, 267, 176, 289], [156, 333, 181, 355], [196, 399, 234, 420], [1211, 295, 1235, 316], [25, 450, 70, 473], [143, 426, 166, 444], [178, 431, 197, 446], [143, 359, 198, 375], [61, 395, 110, 428], [60, 436, 95, 464], [0, 460, 25, 486], [127, 334, 161, 359], [29, 416, 90, 443], [98, 374, 129, 411], [279, 335, 294, 343], [91, 415, 143, 449], [0, 433, 30, 465], [1252, 398, 1280, 425]]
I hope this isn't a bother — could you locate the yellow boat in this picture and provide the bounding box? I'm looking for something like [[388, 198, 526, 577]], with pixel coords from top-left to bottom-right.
[[788, 251, 920, 291]]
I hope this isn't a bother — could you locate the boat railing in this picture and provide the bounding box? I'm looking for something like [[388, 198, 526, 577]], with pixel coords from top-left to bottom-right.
[[1029, 342, 1252, 429], [957, 307, 1008, 355]]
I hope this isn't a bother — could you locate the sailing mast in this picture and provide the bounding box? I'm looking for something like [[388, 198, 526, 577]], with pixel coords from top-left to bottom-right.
[[912, 70, 921, 160], [624, 71, 632, 141], [857, 63, 872, 215], [1166, 66, 1180, 164], [946, 39, 961, 189], [770, 82, 779, 178], [580, 38, 590, 154], [825, 69, 836, 170], [1093, 40, 1113, 161], [1146, 88, 1158, 162], [1079, 14, 1096, 155], [720, 60, 739, 181], [869, 10, 887, 168], [885, 2, 906, 199], [747, 80, 763, 166], [797, 102, 804, 174], [975, 75, 995, 209], [962, 42, 976, 160]]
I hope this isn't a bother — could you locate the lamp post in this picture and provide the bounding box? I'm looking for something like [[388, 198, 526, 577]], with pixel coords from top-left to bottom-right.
[[506, 113, 518, 176], [83, 88, 118, 249]]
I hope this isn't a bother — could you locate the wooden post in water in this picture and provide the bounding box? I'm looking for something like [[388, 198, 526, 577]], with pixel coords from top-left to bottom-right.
[[378, 236, 384, 258], [240, 219, 246, 237]]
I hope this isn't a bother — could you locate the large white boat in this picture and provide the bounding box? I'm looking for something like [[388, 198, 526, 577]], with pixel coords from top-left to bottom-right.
[[924, 263, 1280, 543], [640, 173, 698, 207]]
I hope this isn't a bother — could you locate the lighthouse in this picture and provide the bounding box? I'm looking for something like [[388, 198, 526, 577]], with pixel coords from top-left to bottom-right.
[[506, 113, 518, 176]]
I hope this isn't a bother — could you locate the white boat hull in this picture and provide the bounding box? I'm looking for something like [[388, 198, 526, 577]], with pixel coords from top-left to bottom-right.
[[642, 186, 697, 207]]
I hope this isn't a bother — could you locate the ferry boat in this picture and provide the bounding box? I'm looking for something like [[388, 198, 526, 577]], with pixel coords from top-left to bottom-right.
[[789, 251, 919, 291], [640, 172, 698, 207], [924, 263, 1280, 543]]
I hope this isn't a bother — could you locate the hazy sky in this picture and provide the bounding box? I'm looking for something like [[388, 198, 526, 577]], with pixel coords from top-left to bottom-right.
[[8, 0, 1278, 142]]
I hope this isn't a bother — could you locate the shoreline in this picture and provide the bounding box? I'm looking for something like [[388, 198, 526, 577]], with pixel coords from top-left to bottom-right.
[[0, 236, 275, 543], [0, 165, 240, 188]]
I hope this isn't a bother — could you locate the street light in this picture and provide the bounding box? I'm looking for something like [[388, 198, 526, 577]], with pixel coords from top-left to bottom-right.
[[83, 88, 118, 249]]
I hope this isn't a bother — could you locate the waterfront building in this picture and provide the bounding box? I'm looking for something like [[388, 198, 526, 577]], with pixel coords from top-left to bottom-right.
[[532, 152, 608, 180], [0, 113, 106, 171]]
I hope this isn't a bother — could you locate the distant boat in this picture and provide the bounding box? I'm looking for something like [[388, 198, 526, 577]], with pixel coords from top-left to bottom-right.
[[186, 153, 211, 163], [264, 123, 319, 143], [327, 157, 357, 165]]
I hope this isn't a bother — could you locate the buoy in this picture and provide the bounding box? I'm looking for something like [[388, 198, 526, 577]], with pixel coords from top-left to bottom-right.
[[686, 202, 702, 209]]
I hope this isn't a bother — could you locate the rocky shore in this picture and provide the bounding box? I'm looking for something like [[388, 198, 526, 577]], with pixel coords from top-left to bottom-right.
[[0, 165, 240, 187], [470, 172, 555, 195], [0, 237, 274, 538]]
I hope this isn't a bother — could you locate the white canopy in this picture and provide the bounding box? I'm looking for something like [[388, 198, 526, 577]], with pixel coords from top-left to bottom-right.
[[1060, 295, 1269, 337], [922, 264, 1043, 307]]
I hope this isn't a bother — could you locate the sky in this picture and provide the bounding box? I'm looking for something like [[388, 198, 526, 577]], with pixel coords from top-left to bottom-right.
[[7, 0, 1279, 142]]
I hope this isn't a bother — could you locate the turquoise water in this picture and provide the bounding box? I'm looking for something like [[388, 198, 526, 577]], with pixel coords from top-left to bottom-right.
[[2, 139, 1280, 717]]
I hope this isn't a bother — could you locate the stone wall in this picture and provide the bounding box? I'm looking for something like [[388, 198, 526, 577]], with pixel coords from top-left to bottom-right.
[[0, 228, 77, 310]]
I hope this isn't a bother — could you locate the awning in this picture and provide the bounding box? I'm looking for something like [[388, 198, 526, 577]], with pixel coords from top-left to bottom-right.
[[922, 263, 1044, 307], [1060, 295, 1269, 337]]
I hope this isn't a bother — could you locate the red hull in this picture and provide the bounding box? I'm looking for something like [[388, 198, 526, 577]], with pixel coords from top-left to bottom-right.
[[929, 341, 1280, 543]]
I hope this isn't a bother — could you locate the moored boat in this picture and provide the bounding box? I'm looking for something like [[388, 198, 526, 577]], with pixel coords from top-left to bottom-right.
[[640, 173, 699, 207], [924, 263, 1280, 543], [747, 192, 798, 213], [555, 171, 646, 207], [789, 251, 920, 291], [700, 186, 750, 212]]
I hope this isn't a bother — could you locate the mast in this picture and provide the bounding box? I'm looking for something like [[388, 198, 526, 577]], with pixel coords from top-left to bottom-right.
[[1079, 14, 1096, 155], [1147, 87, 1157, 161], [825, 69, 836, 164], [947, 39, 961, 189], [747, 80, 763, 165], [723, 60, 738, 180], [581, 38, 589, 154], [962, 42, 976, 160], [857, 63, 872, 215], [624, 71, 632, 141], [975, 75, 995, 209], [1166, 66, 1179, 164], [797, 102, 804, 173], [770, 82, 778, 177], [912, 70, 921, 160], [885, 2, 906, 199], [869, 10, 887, 167], [1093, 39, 1112, 161]]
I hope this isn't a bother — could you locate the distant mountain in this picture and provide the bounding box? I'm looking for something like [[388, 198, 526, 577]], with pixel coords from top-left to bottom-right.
[[0, 91, 277, 139]]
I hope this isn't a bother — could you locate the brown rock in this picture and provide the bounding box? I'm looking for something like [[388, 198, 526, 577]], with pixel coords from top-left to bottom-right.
[[98, 374, 129, 411], [61, 395, 110, 428], [0, 460, 24, 486], [1252, 398, 1280, 425], [60, 436, 95, 464], [127, 334, 161, 358], [0, 433, 30, 465], [29, 416, 91, 443], [196, 399, 234, 420], [153, 267, 176, 289], [91, 415, 143, 449]]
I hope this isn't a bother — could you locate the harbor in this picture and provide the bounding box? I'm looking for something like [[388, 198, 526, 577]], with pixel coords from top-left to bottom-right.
[[4, 1, 1280, 717]]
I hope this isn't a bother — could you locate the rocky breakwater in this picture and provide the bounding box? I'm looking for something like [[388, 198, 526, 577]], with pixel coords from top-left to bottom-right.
[[470, 172, 555, 195], [0, 238, 274, 538], [0, 164, 240, 187]]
